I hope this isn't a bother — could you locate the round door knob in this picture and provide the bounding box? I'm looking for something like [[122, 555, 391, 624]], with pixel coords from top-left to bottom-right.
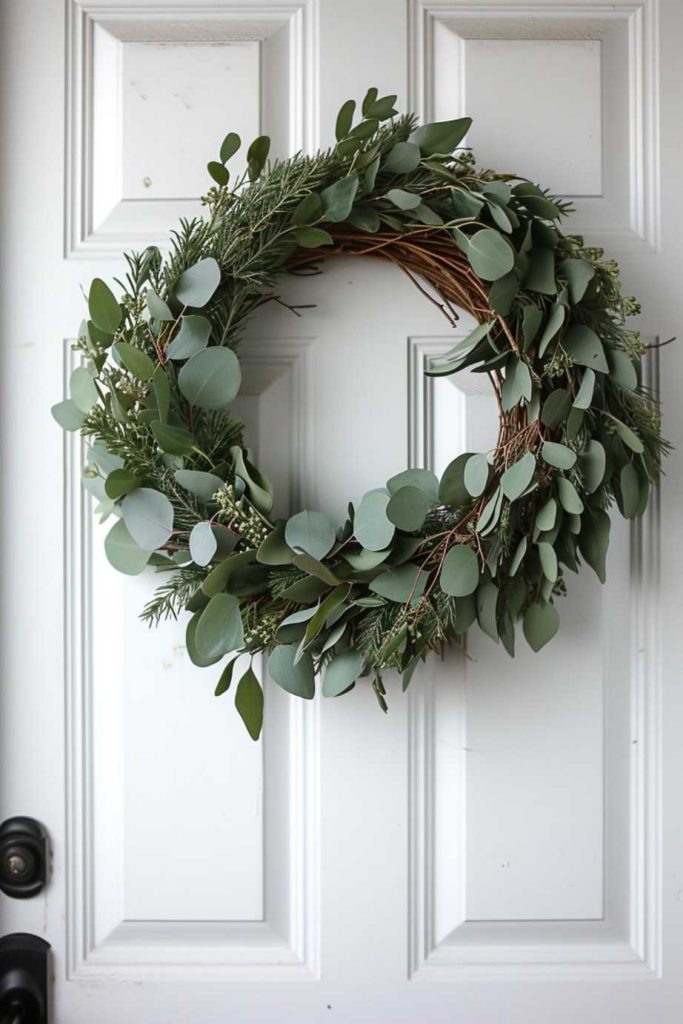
[[0, 820, 47, 899]]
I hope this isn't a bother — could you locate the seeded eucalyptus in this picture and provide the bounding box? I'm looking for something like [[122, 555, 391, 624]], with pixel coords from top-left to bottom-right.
[[53, 89, 666, 740]]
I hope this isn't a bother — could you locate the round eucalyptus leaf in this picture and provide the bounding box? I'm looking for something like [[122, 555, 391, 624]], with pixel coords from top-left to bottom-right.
[[387, 485, 432, 532], [384, 141, 421, 174], [269, 644, 315, 699], [354, 489, 395, 551], [466, 228, 515, 281], [369, 562, 429, 603], [104, 468, 140, 500], [439, 452, 475, 508], [190, 521, 218, 566], [104, 519, 150, 575], [174, 469, 224, 501], [178, 347, 241, 409], [440, 544, 480, 597], [166, 316, 212, 360], [285, 510, 336, 561], [146, 288, 174, 321], [70, 367, 98, 413], [120, 487, 174, 551], [207, 160, 229, 186], [387, 468, 438, 499], [323, 649, 364, 697], [175, 257, 221, 308], [257, 522, 295, 566], [52, 399, 85, 432]]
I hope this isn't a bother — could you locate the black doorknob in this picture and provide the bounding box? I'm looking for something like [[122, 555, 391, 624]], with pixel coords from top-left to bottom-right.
[[0, 820, 47, 899], [0, 934, 50, 1024]]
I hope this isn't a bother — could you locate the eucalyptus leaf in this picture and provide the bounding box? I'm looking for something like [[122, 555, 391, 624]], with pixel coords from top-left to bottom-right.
[[440, 544, 479, 597], [387, 467, 438, 499], [564, 324, 608, 373], [579, 440, 606, 494], [151, 421, 195, 456], [189, 521, 218, 566], [269, 644, 315, 699], [384, 141, 421, 173], [195, 593, 244, 660], [120, 487, 174, 552], [540, 389, 571, 429], [89, 278, 122, 334], [174, 470, 224, 502], [573, 368, 596, 409], [579, 511, 611, 583], [220, 132, 241, 163], [104, 468, 140, 499], [464, 453, 490, 498], [178, 347, 241, 409], [235, 667, 263, 740], [294, 227, 334, 248], [408, 117, 471, 155], [166, 315, 211, 360], [523, 600, 559, 651], [114, 342, 155, 381], [561, 258, 594, 303], [247, 135, 270, 180], [285, 510, 336, 561], [104, 519, 150, 575], [537, 303, 566, 358], [385, 188, 421, 211], [52, 399, 85, 431], [386, 485, 432, 531], [466, 228, 514, 281], [369, 562, 429, 603], [69, 366, 98, 414], [321, 174, 359, 222], [335, 99, 356, 140], [175, 258, 221, 308], [439, 452, 475, 508], [557, 477, 584, 515], [323, 649, 364, 697], [354, 489, 395, 551], [541, 441, 577, 470], [500, 452, 536, 501]]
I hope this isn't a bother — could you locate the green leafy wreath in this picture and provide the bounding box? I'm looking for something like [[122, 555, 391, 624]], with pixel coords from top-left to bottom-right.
[[53, 90, 667, 740]]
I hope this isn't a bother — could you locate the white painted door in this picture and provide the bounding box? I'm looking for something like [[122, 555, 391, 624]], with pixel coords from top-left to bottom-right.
[[1, 0, 682, 1021]]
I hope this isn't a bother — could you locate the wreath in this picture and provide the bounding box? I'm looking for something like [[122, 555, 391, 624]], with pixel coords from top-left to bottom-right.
[[53, 90, 667, 740]]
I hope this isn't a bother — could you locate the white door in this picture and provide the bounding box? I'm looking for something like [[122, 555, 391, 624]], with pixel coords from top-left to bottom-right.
[[1, 0, 682, 1020]]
